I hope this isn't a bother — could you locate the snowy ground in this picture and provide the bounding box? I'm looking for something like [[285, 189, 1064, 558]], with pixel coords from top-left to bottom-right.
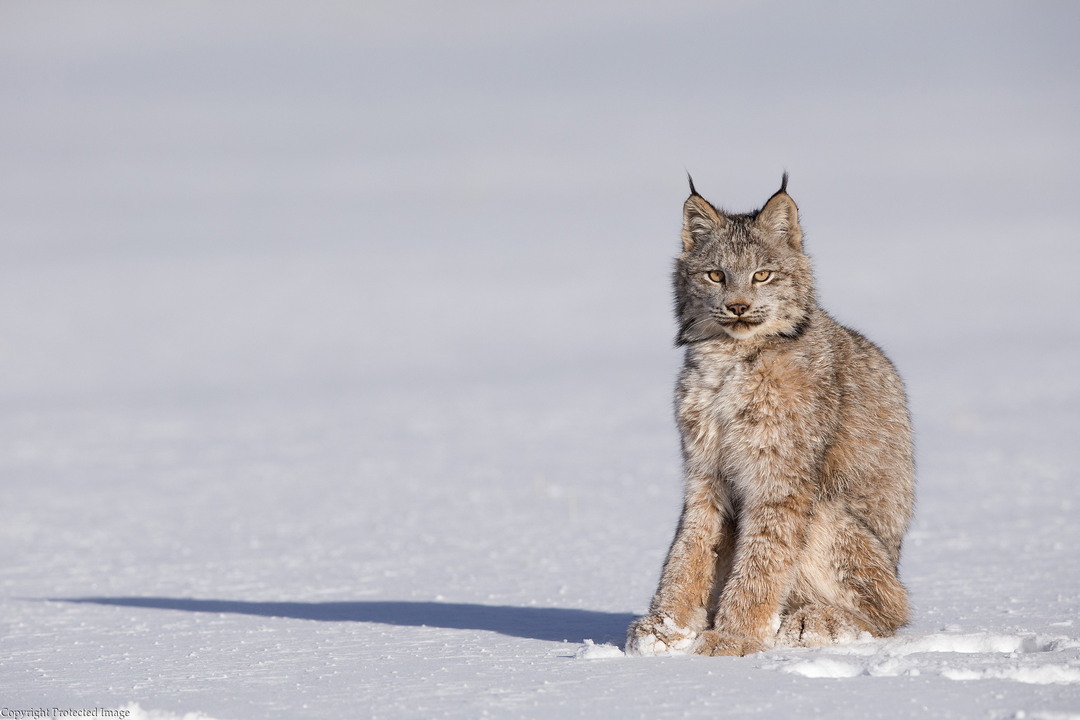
[[2, 2, 1079, 718]]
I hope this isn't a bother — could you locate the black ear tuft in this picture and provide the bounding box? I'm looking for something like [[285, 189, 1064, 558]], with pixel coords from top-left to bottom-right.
[[756, 174, 802, 250], [687, 172, 699, 197]]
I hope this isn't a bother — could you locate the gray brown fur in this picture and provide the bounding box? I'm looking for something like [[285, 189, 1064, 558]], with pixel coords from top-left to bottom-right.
[[626, 175, 915, 656]]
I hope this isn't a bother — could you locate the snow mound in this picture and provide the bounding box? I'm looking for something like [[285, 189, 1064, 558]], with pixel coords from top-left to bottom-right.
[[576, 639, 627, 659], [831, 632, 1078, 657], [770, 631, 1080, 685], [941, 665, 1080, 685]]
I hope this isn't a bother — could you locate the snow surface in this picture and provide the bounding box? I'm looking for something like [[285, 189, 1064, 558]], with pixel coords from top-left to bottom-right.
[[2, 1, 1079, 718]]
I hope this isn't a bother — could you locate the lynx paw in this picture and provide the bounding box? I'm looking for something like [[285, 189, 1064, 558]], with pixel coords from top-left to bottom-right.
[[625, 615, 697, 656], [691, 630, 766, 657], [777, 605, 864, 647]]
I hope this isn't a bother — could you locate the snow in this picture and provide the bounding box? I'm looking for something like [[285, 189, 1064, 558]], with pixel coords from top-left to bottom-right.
[[120, 706, 224, 720], [588, 632, 1080, 687], [768, 633, 1080, 684], [575, 640, 626, 661], [2, 1, 1079, 718]]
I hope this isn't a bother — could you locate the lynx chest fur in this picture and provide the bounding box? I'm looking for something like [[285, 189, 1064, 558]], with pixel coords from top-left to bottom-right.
[[677, 336, 841, 508], [626, 174, 915, 658]]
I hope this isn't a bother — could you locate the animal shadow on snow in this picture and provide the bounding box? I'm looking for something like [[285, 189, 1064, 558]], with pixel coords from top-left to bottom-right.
[[52, 597, 634, 644]]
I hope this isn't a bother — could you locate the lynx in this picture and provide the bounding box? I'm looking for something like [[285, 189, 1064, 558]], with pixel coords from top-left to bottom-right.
[[626, 174, 915, 657]]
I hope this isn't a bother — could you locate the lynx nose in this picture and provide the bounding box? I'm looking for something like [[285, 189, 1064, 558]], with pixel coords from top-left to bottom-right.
[[727, 303, 749, 316]]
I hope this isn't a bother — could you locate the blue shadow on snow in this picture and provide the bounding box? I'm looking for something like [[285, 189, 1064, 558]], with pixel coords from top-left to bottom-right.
[[51, 597, 633, 645]]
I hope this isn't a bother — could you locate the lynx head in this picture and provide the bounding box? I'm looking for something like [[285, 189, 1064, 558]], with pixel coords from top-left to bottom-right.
[[674, 173, 816, 344]]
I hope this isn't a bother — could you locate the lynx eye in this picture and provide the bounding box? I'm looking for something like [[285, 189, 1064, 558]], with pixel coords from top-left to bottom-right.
[[706, 270, 725, 284], [752, 270, 772, 283]]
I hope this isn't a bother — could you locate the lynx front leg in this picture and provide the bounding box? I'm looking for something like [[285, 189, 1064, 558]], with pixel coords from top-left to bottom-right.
[[626, 483, 726, 655], [696, 492, 810, 656]]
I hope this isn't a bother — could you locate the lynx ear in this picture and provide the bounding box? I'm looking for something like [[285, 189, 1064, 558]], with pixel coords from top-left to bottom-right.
[[756, 173, 802, 250], [682, 186, 725, 252]]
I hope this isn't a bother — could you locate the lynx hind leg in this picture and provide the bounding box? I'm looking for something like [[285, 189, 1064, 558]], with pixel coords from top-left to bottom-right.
[[781, 508, 909, 648], [777, 603, 869, 647]]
